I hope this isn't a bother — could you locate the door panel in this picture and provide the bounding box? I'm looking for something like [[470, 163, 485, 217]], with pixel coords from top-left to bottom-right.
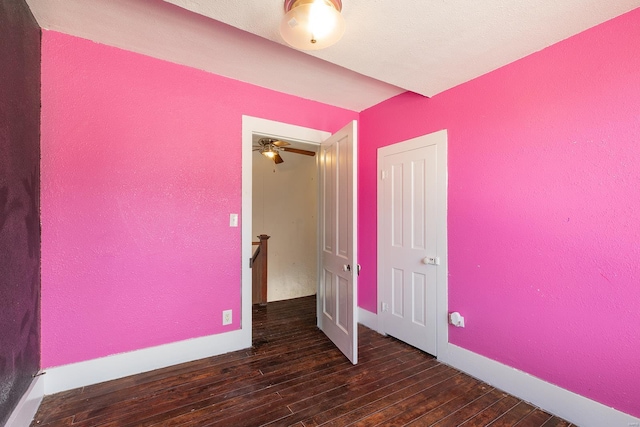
[[391, 164, 403, 247], [318, 121, 358, 364], [413, 272, 427, 326], [380, 142, 439, 355], [392, 267, 404, 316], [323, 271, 334, 319], [411, 159, 427, 250]]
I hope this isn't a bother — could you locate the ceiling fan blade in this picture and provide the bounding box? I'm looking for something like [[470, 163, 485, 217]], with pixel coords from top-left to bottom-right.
[[282, 147, 316, 156], [273, 140, 290, 147], [273, 153, 284, 164]]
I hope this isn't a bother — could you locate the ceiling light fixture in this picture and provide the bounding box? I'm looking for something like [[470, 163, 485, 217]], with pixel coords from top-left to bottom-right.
[[280, 0, 345, 51], [260, 144, 277, 158]]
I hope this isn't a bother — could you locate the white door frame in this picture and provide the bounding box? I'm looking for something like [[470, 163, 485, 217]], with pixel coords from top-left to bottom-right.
[[376, 129, 449, 357], [241, 116, 330, 345]]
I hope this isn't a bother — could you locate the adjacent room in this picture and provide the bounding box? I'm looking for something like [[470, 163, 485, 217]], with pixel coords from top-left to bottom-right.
[[1, 0, 639, 425]]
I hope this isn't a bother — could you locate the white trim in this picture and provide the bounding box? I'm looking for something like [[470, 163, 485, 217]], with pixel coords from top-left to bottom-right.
[[434, 131, 449, 357], [357, 307, 378, 331], [376, 130, 448, 355], [439, 344, 640, 427], [43, 329, 246, 394], [351, 122, 359, 364], [6, 375, 44, 427]]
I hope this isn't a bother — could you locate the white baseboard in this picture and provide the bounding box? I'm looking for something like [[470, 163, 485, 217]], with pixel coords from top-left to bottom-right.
[[440, 344, 640, 427], [357, 307, 378, 331], [6, 375, 44, 427], [39, 307, 374, 395], [43, 328, 250, 395]]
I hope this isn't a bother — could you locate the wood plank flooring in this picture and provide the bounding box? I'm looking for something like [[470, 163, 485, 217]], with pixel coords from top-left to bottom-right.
[[31, 296, 574, 427]]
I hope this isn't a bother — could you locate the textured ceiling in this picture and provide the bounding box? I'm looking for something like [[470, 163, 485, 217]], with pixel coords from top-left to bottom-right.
[[26, 0, 640, 111]]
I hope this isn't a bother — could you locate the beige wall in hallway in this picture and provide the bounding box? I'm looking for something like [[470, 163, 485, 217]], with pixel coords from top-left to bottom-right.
[[252, 148, 318, 301]]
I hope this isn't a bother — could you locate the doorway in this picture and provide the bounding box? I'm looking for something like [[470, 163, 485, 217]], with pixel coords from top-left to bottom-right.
[[251, 134, 319, 303], [377, 130, 448, 357], [241, 116, 330, 347], [242, 117, 359, 364]]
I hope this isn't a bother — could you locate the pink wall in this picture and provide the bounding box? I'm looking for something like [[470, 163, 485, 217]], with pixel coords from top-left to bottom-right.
[[38, 7, 640, 417], [40, 30, 357, 368], [359, 8, 640, 417]]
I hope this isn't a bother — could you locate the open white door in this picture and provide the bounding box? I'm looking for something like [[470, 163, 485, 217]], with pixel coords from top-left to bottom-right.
[[318, 121, 358, 364]]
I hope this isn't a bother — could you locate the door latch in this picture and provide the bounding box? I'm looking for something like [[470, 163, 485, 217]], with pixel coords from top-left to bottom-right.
[[422, 257, 440, 265]]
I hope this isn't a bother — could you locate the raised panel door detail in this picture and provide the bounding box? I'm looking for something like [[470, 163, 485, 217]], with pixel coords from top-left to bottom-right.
[[337, 135, 350, 261], [322, 144, 335, 254], [392, 267, 404, 317], [323, 269, 335, 320], [391, 163, 404, 248], [411, 159, 426, 250], [337, 275, 349, 333], [412, 272, 427, 326]]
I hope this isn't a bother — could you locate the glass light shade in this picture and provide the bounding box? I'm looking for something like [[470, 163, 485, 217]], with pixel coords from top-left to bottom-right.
[[262, 149, 276, 158], [280, 0, 345, 50]]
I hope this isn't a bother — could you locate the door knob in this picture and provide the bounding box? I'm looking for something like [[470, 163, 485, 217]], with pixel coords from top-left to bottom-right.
[[422, 257, 440, 265], [342, 264, 351, 272]]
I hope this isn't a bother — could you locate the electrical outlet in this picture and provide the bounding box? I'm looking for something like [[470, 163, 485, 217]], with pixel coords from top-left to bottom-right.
[[222, 309, 232, 325], [449, 312, 465, 328]]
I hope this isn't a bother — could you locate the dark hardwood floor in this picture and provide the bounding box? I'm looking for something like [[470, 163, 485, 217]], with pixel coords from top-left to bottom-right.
[[31, 296, 574, 426]]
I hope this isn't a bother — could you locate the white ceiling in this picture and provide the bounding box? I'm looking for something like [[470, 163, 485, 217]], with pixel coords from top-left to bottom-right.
[[26, 0, 640, 111]]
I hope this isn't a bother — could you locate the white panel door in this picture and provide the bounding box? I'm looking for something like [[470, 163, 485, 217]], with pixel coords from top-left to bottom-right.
[[379, 132, 443, 355], [318, 121, 358, 364]]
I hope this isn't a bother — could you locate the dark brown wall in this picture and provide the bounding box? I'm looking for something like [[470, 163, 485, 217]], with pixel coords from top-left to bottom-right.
[[0, 0, 41, 424]]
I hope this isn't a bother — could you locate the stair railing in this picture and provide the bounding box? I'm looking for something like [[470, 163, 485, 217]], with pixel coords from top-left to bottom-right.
[[251, 234, 270, 305]]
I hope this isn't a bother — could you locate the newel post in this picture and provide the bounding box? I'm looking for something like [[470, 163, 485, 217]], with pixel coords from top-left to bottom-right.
[[254, 234, 270, 305]]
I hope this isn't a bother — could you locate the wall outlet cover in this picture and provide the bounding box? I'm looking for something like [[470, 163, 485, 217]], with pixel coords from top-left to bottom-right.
[[222, 309, 232, 325]]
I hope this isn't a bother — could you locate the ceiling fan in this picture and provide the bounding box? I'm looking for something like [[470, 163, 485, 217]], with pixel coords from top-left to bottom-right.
[[253, 137, 316, 164]]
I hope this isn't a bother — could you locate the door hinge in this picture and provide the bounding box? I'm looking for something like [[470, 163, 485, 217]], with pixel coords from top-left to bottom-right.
[[381, 302, 389, 312]]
